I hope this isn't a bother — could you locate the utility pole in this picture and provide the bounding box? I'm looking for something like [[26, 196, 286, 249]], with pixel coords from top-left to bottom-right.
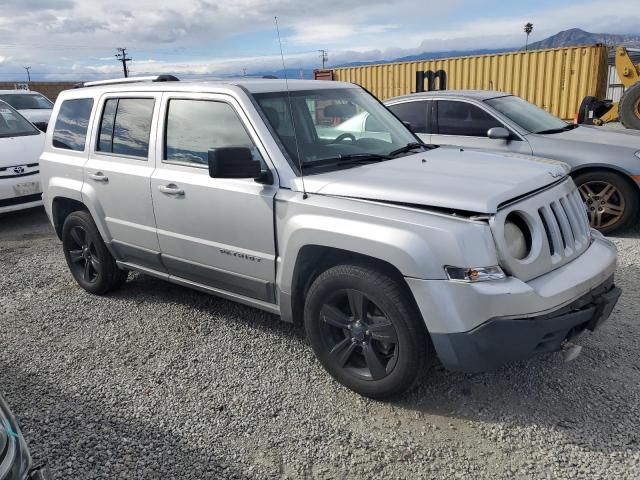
[[115, 47, 132, 78], [524, 23, 534, 51], [318, 49, 328, 69], [24, 66, 31, 82]]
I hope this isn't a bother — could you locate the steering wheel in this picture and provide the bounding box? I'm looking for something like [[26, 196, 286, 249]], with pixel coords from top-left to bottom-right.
[[332, 133, 356, 144]]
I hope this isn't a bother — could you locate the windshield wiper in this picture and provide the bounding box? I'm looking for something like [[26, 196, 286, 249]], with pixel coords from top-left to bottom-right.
[[388, 142, 430, 157], [535, 124, 578, 135], [301, 153, 390, 171]]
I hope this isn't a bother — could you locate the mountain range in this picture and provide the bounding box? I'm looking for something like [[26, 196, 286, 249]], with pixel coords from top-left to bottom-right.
[[333, 29, 640, 69]]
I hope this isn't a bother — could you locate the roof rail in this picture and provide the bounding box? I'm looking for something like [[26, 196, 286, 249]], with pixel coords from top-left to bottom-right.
[[82, 75, 179, 87]]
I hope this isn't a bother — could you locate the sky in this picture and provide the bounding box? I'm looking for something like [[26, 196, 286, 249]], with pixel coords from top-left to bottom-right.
[[0, 0, 639, 81]]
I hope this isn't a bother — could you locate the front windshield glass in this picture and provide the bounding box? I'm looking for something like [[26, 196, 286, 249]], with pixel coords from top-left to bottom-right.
[[0, 101, 40, 138], [253, 88, 419, 171], [0, 93, 53, 110], [485, 95, 568, 133]]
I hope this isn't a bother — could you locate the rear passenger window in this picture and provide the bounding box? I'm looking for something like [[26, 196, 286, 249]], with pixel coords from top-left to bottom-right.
[[97, 98, 154, 158], [164, 99, 261, 166], [52, 98, 94, 151]]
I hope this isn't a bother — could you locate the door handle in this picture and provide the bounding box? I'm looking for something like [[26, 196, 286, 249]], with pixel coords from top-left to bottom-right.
[[88, 172, 109, 182], [158, 184, 185, 196]]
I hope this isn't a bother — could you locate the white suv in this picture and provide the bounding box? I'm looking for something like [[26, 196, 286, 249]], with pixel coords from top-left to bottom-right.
[[39, 76, 620, 398]]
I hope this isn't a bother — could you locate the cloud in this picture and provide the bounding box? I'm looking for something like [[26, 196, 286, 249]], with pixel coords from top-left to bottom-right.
[[0, 0, 639, 80], [2, 0, 75, 11]]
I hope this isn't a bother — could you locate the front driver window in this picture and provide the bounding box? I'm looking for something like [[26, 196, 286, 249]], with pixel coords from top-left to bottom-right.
[[164, 99, 262, 166], [437, 100, 503, 137]]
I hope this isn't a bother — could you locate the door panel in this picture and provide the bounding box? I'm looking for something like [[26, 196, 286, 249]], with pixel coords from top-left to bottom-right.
[[83, 94, 164, 271], [151, 93, 278, 302]]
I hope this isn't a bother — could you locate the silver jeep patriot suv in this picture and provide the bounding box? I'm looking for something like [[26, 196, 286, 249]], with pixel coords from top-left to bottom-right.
[[40, 76, 620, 398]]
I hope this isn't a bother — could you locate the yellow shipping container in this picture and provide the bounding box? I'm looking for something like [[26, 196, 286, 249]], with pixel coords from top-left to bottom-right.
[[320, 44, 609, 121]]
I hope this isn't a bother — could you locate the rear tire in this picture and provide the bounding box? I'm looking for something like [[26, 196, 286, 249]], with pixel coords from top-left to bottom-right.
[[62, 210, 128, 295], [619, 82, 640, 130], [304, 264, 428, 399], [574, 170, 638, 234]]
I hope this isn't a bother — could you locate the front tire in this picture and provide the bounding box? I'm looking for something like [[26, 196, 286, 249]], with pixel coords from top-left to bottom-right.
[[619, 82, 640, 130], [304, 264, 427, 399], [62, 210, 128, 295], [574, 170, 638, 234]]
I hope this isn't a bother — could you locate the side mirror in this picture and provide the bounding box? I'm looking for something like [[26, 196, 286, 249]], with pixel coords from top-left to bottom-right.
[[208, 147, 262, 179], [487, 127, 511, 140]]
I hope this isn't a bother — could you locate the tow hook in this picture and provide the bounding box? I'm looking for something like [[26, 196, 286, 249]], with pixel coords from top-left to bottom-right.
[[561, 340, 583, 362]]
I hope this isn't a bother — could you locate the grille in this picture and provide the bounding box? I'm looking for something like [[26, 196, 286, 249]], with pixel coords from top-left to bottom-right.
[[492, 179, 592, 282], [537, 189, 591, 261]]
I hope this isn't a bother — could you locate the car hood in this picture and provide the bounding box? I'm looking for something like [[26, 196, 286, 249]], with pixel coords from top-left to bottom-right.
[[301, 147, 570, 214], [17, 109, 52, 123], [0, 133, 45, 169], [533, 125, 640, 150]]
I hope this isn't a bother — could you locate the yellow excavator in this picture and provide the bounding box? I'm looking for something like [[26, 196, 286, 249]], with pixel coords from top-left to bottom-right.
[[578, 46, 640, 129]]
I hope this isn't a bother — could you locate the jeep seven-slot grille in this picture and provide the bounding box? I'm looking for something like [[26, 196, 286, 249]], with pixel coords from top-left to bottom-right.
[[537, 189, 590, 260], [493, 179, 592, 282]]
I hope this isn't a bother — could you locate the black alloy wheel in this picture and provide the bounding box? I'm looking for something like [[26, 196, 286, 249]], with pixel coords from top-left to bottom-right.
[[319, 288, 399, 381], [62, 210, 128, 294], [67, 225, 101, 284], [304, 264, 427, 399]]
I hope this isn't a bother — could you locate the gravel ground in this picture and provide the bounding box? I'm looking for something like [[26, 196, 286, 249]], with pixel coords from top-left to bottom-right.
[[1, 207, 639, 479]]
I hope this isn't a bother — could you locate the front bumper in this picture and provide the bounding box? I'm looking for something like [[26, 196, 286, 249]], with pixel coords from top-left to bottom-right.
[[430, 278, 620, 372], [406, 233, 619, 372], [0, 173, 42, 215]]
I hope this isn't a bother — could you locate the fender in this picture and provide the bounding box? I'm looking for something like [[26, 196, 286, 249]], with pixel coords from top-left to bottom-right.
[[80, 180, 112, 244], [275, 192, 499, 296]]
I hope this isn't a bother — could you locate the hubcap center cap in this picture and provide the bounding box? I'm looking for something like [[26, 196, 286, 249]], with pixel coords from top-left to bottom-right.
[[351, 324, 367, 342]]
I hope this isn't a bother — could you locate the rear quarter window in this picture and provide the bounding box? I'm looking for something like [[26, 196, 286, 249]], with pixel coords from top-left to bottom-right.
[[52, 98, 94, 151]]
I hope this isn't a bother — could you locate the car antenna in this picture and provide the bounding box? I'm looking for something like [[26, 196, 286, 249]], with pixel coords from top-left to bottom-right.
[[275, 16, 308, 200]]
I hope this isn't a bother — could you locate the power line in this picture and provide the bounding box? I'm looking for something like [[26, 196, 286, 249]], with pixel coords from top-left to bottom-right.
[[115, 47, 132, 78]]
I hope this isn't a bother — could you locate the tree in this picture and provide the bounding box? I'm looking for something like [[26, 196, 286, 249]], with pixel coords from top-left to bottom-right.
[[524, 23, 534, 51]]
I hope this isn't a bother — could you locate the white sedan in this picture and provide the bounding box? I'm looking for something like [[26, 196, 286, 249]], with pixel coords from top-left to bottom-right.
[[0, 90, 54, 131], [0, 100, 45, 214]]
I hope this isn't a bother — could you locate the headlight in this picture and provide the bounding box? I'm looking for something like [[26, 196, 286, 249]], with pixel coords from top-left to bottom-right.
[[504, 212, 531, 260], [445, 265, 506, 282]]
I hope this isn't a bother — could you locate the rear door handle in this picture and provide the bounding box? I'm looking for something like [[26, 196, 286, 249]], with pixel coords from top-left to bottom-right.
[[88, 172, 109, 182], [158, 184, 185, 196]]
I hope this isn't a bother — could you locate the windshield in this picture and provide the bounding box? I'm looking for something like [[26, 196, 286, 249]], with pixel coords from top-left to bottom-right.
[[485, 95, 568, 134], [0, 93, 53, 110], [253, 88, 419, 172], [0, 101, 40, 138]]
